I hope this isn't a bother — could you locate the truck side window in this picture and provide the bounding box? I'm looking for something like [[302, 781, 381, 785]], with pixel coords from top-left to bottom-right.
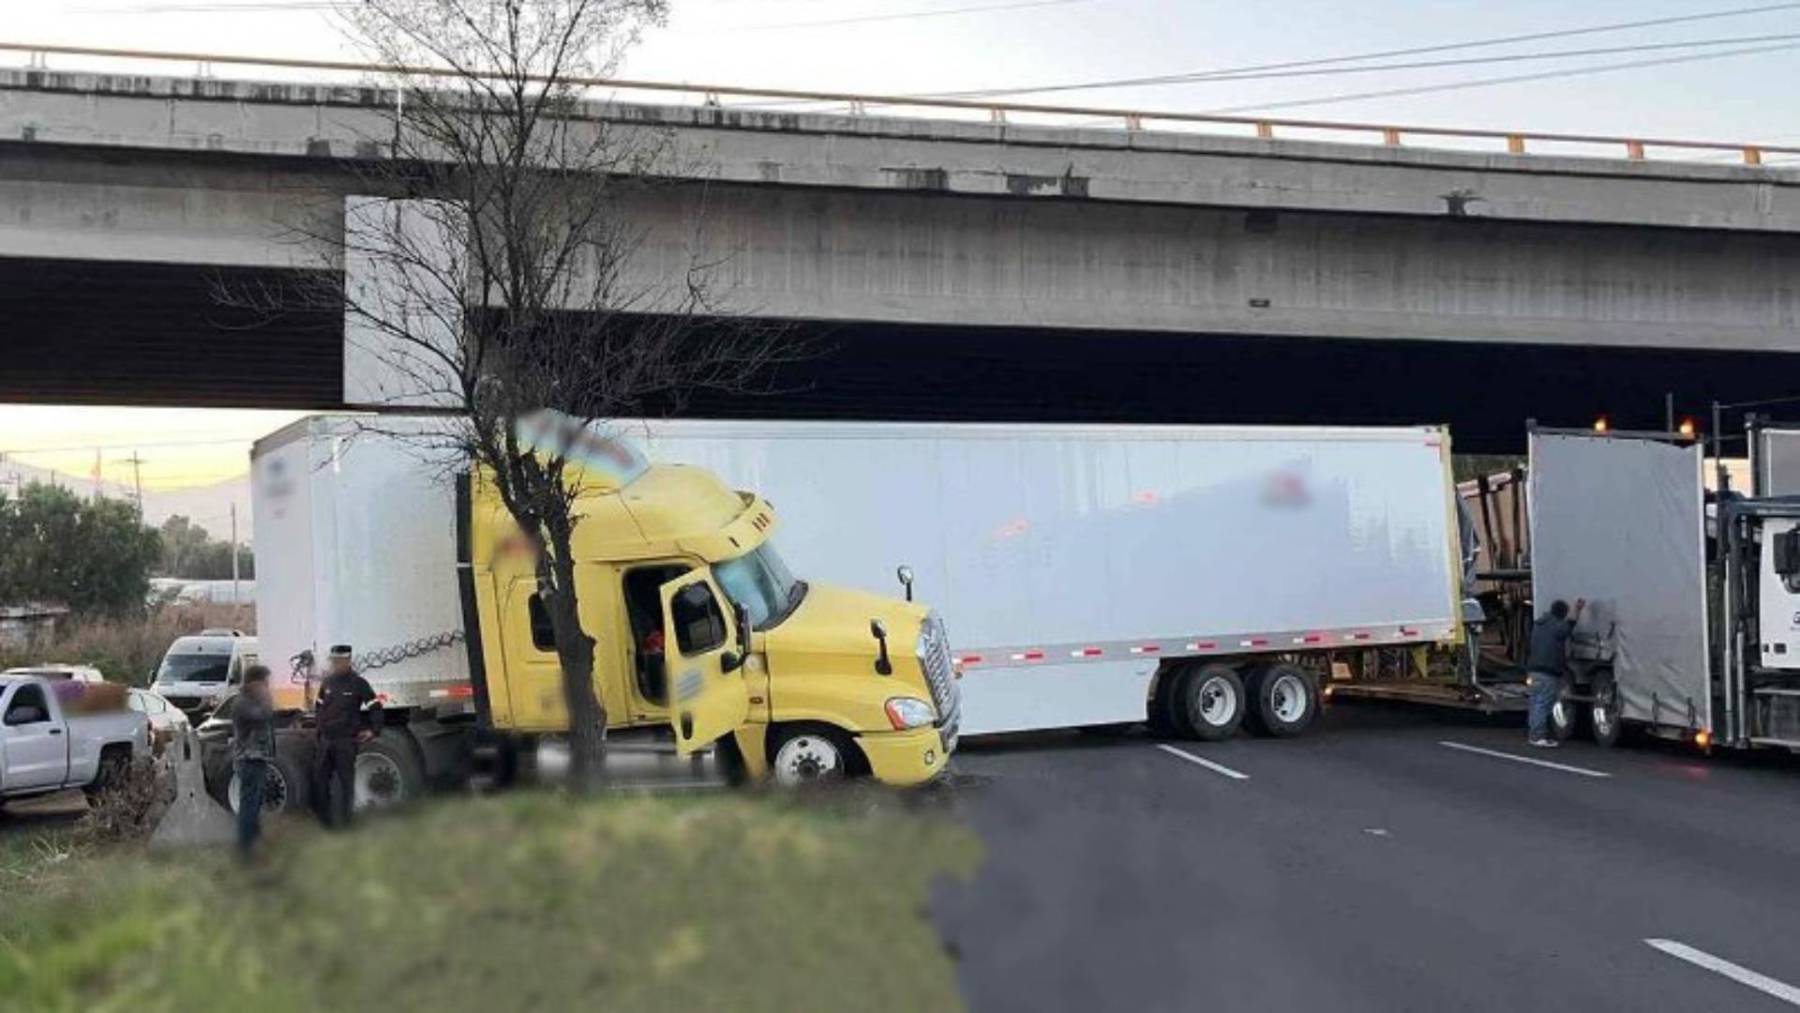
[[5, 684, 49, 726], [527, 594, 556, 651], [671, 584, 726, 656]]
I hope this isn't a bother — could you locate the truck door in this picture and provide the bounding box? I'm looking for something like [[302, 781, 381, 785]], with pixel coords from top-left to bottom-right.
[[659, 573, 749, 755], [2, 683, 68, 791]]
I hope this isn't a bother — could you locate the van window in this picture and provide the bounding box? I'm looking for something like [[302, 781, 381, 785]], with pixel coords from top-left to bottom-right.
[[157, 653, 230, 685], [671, 583, 727, 656], [527, 594, 556, 651], [5, 684, 50, 726]]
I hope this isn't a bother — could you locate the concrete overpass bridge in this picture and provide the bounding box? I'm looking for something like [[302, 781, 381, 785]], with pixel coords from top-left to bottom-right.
[[4, 52, 1800, 450]]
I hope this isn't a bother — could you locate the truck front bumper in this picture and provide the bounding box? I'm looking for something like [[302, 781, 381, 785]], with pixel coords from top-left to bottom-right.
[[855, 726, 952, 787]]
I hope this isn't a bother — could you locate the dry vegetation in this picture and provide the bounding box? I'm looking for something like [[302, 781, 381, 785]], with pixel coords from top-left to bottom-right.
[[0, 604, 254, 684]]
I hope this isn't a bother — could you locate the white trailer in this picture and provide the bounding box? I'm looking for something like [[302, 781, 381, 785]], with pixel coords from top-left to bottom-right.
[[629, 420, 1467, 739]]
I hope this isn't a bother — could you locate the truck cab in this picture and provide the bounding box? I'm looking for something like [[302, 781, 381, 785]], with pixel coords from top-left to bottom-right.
[[464, 452, 960, 786]]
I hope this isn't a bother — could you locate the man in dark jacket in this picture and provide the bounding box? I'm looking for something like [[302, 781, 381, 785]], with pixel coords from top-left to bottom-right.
[[1526, 597, 1585, 747], [314, 644, 381, 828], [232, 665, 277, 857]]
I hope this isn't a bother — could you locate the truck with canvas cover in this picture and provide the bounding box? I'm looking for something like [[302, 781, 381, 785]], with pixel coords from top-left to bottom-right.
[[229, 414, 959, 815], [1527, 422, 1800, 752]]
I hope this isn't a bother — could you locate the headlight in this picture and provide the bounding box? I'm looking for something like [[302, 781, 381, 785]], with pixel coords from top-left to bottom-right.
[[884, 696, 936, 730]]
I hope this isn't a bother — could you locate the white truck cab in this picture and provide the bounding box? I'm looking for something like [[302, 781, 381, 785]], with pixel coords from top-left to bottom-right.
[[153, 630, 259, 722], [0, 675, 148, 802]]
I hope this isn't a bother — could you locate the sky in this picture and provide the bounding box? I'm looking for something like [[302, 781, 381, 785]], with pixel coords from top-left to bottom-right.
[[4, 0, 1800, 489]]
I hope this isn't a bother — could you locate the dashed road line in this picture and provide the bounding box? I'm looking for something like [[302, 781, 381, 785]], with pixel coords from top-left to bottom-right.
[[1437, 740, 1611, 778], [1154, 743, 1250, 781], [1646, 939, 1800, 1007]]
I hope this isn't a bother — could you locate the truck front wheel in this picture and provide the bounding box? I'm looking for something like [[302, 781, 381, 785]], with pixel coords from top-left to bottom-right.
[[1177, 664, 1246, 742], [767, 725, 857, 786], [1245, 663, 1318, 737]]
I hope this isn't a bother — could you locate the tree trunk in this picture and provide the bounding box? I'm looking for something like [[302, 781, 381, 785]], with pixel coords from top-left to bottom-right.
[[542, 525, 606, 792]]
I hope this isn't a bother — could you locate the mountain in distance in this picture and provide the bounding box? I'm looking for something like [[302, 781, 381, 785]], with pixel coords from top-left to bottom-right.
[[0, 457, 254, 540]]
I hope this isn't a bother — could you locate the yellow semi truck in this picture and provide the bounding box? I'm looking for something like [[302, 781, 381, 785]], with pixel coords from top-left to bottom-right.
[[212, 415, 959, 815]]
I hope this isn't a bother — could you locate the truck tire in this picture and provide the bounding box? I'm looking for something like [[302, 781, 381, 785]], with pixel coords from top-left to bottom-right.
[[1549, 687, 1580, 742], [1244, 663, 1318, 738], [767, 724, 858, 786], [1590, 679, 1623, 749], [228, 745, 313, 818], [355, 729, 426, 812], [1176, 664, 1246, 742], [1148, 670, 1183, 738]]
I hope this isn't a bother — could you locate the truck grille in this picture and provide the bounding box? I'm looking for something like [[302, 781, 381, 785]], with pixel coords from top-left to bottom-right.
[[918, 613, 961, 752]]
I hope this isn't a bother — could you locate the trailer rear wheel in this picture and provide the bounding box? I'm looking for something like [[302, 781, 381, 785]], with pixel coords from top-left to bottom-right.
[[1245, 663, 1318, 738], [1178, 664, 1245, 742], [356, 730, 426, 812]]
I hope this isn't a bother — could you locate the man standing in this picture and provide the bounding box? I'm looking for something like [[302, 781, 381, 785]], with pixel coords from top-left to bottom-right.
[[1526, 597, 1585, 748], [232, 664, 277, 858], [314, 644, 381, 828]]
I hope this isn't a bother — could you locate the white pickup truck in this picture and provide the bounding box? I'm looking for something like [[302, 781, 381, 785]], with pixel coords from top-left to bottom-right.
[[0, 674, 149, 803]]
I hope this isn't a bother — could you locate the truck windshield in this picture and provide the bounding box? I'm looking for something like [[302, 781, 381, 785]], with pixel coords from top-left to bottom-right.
[[157, 653, 229, 684], [714, 543, 804, 629]]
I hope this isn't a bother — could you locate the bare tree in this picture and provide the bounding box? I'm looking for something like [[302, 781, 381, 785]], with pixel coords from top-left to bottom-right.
[[283, 0, 794, 790]]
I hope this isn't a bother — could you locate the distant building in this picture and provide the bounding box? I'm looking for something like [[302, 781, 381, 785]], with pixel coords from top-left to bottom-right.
[[0, 603, 71, 651]]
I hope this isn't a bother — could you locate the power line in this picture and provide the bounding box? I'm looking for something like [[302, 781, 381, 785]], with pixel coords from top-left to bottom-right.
[[692, 0, 1089, 32], [926, 1, 1800, 99], [989, 31, 1800, 88], [1202, 39, 1800, 115]]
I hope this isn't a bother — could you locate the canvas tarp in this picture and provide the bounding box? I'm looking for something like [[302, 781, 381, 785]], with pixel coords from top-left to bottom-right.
[[1529, 433, 1711, 731]]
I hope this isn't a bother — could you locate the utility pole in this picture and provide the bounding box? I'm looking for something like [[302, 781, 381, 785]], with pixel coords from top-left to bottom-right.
[[123, 451, 146, 515]]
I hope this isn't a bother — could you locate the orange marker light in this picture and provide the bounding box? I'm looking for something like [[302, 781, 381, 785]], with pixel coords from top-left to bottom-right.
[[1678, 419, 1698, 439], [1695, 730, 1712, 749], [1593, 416, 1611, 433]]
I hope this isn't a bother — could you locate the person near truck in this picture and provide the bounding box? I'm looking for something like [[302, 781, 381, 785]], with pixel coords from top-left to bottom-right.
[[314, 645, 381, 828], [1526, 597, 1585, 748], [231, 664, 277, 858]]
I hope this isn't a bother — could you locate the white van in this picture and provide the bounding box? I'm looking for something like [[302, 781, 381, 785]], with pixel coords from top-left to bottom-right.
[[152, 629, 258, 722]]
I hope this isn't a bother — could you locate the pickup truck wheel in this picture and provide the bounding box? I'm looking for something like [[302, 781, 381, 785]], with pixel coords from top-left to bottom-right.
[[1179, 664, 1246, 742], [355, 731, 425, 811], [1245, 663, 1317, 738], [768, 725, 854, 786], [82, 746, 132, 803]]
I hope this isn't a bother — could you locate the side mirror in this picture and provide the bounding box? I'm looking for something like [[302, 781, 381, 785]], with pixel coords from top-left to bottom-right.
[[1776, 530, 1800, 577], [896, 565, 915, 603], [720, 651, 743, 673], [871, 619, 893, 676], [733, 602, 751, 653]]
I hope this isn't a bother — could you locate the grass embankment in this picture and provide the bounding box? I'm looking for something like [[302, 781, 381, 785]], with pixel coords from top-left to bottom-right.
[[0, 791, 978, 1012]]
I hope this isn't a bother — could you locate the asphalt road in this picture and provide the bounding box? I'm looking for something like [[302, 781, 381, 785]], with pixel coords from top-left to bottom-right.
[[935, 702, 1800, 1013]]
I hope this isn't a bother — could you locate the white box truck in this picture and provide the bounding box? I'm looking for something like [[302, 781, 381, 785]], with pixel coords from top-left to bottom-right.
[[632, 420, 1468, 739]]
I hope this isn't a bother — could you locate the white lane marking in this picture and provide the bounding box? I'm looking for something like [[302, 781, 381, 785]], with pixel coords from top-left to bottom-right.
[[1437, 740, 1611, 779], [1154, 744, 1249, 781], [1646, 939, 1800, 1007]]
